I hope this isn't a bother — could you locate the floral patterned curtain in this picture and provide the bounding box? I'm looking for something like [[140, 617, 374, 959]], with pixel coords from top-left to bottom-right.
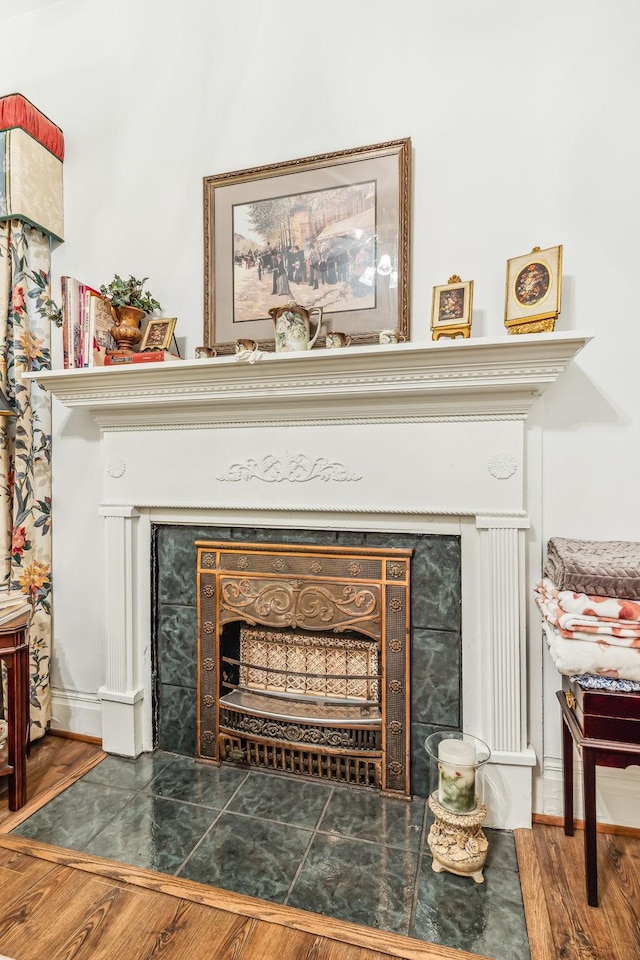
[[0, 219, 52, 739]]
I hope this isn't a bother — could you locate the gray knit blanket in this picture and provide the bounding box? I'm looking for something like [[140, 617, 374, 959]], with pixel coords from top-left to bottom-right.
[[545, 537, 640, 599]]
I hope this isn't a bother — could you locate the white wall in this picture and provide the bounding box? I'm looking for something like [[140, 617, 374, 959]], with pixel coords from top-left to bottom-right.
[[2, 0, 639, 818]]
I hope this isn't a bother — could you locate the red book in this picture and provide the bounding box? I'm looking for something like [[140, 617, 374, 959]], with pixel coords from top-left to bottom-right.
[[103, 350, 181, 366]]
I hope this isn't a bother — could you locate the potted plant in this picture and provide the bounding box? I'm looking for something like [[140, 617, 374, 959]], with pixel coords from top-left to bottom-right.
[[100, 274, 162, 354]]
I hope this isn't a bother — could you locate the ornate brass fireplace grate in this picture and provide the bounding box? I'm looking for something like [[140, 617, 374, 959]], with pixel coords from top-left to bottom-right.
[[197, 540, 412, 797]]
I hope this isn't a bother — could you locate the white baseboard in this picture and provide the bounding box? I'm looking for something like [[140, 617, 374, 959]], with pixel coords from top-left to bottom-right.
[[50, 687, 103, 741], [540, 756, 640, 829]]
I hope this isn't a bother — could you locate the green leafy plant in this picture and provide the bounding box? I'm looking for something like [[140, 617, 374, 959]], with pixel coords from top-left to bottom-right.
[[35, 297, 64, 328], [99, 274, 162, 314]]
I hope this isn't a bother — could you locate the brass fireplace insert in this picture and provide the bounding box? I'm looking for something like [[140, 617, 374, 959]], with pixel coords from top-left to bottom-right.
[[196, 540, 412, 797]]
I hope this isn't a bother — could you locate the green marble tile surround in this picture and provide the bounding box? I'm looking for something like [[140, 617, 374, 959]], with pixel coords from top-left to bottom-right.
[[11, 753, 530, 960], [153, 524, 462, 796]]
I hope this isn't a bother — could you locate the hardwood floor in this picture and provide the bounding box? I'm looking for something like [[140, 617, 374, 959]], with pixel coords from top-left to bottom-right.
[[516, 823, 640, 960], [2, 735, 639, 959]]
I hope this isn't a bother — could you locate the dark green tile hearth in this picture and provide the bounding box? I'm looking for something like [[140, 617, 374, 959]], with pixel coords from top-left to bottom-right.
[[413, 855, 530, 960], [178, 811, 313, 902], [83, 793, 218, 873], [227, 771, 333, 829], [82, 752, 174, 790], [319, 785, 425, 852], [287, 832, 417, 934], [148, 753, 248, 808], [10, 751, 531, 958], [12, 780, 135, 849]]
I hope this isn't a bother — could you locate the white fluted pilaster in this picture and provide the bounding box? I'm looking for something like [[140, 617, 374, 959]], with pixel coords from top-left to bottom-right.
[[475, 516, 536, 828], [97, 505, 144, 755]]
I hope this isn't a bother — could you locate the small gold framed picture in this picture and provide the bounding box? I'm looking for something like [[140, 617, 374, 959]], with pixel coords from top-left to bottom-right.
[[504, 244, 562, 334], [431, 276, 473, 340], [140, 317, 177, 352]]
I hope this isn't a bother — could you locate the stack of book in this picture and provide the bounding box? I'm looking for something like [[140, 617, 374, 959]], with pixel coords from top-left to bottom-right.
[[0, 589, 31, 627], [103, 350, 182, 366], [61, 277, 117, 368]]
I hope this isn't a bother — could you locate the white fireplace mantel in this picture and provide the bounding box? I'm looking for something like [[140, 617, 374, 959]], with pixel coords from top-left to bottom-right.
[[25, 331, 592, 829], [25, 331, 592, 428]]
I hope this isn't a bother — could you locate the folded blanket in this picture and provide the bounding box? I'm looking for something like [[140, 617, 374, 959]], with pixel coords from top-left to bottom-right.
[[570, 673, 640, 694], [545, 537, 640, 599], [543, 621, 640, 682], [537, 577, 640, 622], [535, 579, 640, 644]]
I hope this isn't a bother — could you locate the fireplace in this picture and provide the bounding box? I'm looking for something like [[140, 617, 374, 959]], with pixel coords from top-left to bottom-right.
[[27, 332, 591, 826], [196, 539, 412, 796], [153, 523, 461, 798]]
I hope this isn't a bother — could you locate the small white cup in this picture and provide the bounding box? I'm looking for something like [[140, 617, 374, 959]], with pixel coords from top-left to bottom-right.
[[235, 338, 259, 353], [325, 332, 352, 348], [379, 329, 406, 345]]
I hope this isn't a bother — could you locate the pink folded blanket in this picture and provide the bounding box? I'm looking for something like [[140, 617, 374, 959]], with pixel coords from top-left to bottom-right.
[[536, 577, 640, 624], [535, 579, 640, 647]]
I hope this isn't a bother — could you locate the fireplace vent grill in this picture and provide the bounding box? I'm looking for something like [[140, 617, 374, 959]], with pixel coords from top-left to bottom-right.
[[218, 734, 381, 789], [197, 540, 411, 797]]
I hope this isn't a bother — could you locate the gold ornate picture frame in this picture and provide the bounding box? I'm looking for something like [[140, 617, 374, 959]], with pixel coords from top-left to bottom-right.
[[431, 276, 473, 340], [203, 139, 412, 354], [140, 317, 176, 352], [504, 244, 562, 334]]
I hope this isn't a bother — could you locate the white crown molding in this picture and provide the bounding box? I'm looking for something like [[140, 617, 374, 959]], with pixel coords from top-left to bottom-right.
[[98, 499, 529, 516], [23, 332, 592, 429]]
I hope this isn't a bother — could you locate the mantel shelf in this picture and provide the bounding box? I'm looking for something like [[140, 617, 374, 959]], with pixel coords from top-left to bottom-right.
[[23, 331, 593, 429]]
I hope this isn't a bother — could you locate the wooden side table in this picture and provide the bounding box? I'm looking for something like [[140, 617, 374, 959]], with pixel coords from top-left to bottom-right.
[[558, 686, 640, 907], [0, 610, 30, 810]]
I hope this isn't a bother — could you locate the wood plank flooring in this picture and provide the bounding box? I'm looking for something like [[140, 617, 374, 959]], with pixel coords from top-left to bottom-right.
[[2, 735, 639, 959], [515, 823, 640, 960]]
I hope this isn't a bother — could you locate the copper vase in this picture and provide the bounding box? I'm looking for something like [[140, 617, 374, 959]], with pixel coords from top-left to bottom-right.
[[110, 305, 145, 354]]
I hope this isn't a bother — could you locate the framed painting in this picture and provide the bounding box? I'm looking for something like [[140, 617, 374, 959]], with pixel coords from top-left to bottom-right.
[[430, 276, 473, 340], [140, 317, 176, 352], [504, 244, 562, 334], [203, 138, 412, 353]]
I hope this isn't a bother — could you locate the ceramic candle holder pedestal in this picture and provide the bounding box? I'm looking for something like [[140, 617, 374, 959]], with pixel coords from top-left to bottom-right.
[[424, 730, 491, 883], [427, 793, 489, 883]]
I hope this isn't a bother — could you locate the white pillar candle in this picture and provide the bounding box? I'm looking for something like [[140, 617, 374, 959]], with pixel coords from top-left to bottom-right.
[[437, 738, 477, 813]]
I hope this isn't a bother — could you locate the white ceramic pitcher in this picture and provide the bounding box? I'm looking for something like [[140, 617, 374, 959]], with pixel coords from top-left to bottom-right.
[[269, 302, 323, 352]]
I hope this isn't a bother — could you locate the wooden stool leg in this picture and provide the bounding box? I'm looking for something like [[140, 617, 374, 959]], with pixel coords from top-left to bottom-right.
[[561, 712, 574, 836], [582, 747, 598, 907], [6, 645, 28, 811]]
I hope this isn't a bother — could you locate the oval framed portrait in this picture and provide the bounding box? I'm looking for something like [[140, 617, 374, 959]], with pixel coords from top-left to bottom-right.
[[505, 244, 562, 331]]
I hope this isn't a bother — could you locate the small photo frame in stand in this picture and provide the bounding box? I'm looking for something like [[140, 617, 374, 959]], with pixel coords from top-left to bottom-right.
[[431, 276, 473, 341], [504, 244, 562, 335], [140, 317, 177, 352]]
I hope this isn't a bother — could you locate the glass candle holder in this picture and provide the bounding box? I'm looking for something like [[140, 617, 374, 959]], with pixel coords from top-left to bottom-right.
[[424, 731, 491, 815]]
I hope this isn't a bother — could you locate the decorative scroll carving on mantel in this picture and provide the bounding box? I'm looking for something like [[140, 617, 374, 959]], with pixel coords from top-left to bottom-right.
[[217, 454, 362, 483], [23, 332, 593, 429], [487, 451, 518, 480]]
